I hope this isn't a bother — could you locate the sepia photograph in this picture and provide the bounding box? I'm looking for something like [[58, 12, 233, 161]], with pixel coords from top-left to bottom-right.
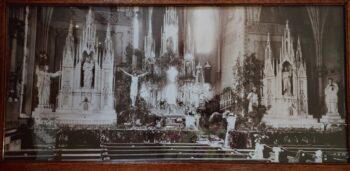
[[3, 5, 348, 163]]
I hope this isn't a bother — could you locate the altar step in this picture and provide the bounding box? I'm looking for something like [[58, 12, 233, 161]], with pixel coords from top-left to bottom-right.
[[101, 142, 210, 147], [4, 143, 347, 162], [4, 149, 56, 161], [100, 143, 255, 161], [57, 149, 105, 161], [4, 143, 263, 162]]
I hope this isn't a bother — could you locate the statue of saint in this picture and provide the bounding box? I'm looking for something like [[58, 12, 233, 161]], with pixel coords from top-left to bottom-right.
[[36, 65, 61, 107], [325, 78, 339, 113], [282, 65, 292, 95], [120, 68, 148, 107], [247, 87, 258, 113], [83, 58, 94, 88]]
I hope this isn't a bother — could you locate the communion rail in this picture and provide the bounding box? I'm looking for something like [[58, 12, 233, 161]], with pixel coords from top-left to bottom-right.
[[4, 143, 267, 162]]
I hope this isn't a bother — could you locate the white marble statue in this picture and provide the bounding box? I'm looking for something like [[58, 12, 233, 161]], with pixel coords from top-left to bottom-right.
[[83, 58, 94, 88], [36, 65, 61, 106], [223, 111, 237, 148], [325, 78, 339, 114], [247, 87, 258, 113], [120, 68, 148, 107], [282, 65, 292, 96]]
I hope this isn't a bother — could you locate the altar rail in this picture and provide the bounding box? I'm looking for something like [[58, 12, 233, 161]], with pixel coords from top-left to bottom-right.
[[4, 143, 348, 163]]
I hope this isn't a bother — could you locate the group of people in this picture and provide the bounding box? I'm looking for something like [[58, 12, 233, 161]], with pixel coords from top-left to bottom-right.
[[252, 143, 346, 163]]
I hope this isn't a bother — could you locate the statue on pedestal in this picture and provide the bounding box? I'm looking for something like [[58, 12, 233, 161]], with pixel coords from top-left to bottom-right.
[[247, 87, 258, 113], [36, 65, 61, 107], [325, 78, 339, 114], [320, 78, 344, 124]]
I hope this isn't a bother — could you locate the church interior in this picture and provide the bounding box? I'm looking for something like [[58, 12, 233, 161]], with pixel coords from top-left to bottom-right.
[[4, 6, 348, 163]]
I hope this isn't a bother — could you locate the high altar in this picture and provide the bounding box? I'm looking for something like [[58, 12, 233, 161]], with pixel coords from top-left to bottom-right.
[[33, 9, 117, 125], [139, 7, 212, 128], [261, 21, 322, 129]]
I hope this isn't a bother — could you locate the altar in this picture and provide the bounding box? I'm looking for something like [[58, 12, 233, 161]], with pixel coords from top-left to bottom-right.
[[32, 9, 117, 126], [261, 22, 322, 129]]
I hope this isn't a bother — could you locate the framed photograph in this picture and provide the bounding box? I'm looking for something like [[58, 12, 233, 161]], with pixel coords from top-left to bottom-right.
[[0, 0, 349, 170]]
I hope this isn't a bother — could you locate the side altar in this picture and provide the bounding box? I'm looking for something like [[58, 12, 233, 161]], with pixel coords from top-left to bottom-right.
[[261, 22, 322, 129], [32, 9, 117, 125]]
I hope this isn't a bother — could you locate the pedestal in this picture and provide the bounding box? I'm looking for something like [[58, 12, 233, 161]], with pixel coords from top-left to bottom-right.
[[320, 113, 345, 124], [262, 114, 323, 129], [32, 107, 117, 126]]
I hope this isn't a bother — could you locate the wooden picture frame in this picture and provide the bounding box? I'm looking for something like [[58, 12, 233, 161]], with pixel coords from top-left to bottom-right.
[[0, 0, 350, 170]]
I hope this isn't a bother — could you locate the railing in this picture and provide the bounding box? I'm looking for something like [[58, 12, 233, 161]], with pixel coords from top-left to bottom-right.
[[4, 143, 347, 163]]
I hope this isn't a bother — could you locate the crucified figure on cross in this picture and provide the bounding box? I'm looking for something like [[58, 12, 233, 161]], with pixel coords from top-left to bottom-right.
[[120, 68, 148, 107]]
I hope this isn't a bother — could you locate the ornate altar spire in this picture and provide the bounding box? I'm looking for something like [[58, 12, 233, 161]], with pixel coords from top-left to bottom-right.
[[147, 7, 153, 37], [281, 20, 294, 64], [160, 7, 179, 56], [164, 7, 178, 25], [295, 36, 306, 76], [265, 33, 272, 61], [144, 7, 155, 61], [62, 20, 75, 66], [132, 7, 140, 49], [103, 22, 114, 65], [81, 8, 97, 57], [184, 22, 195, 60], [264, 32, 274, 76], [296, 36, 302, 64]]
